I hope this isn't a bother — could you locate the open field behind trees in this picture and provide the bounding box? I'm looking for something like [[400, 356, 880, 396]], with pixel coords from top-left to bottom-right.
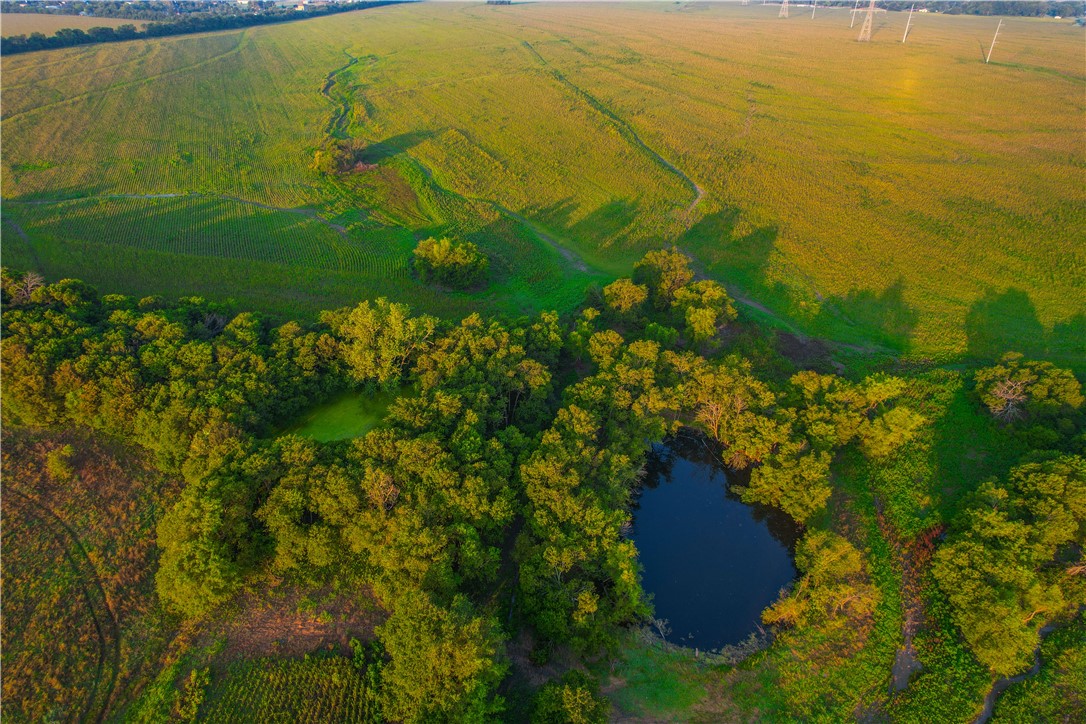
[[0, 12, 146, 36], [2, 3, 1083, 364]]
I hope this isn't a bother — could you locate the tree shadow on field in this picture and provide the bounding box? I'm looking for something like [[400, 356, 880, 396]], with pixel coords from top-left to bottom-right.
[[531, 197, 642, 252], [965, 288, 1046, 361], [813, 278, 919, 353], [361, 131, 436, 164], [1049, 313, 1086, 361], [689, 209, 776, 285], [965, 288, 1086, 366]]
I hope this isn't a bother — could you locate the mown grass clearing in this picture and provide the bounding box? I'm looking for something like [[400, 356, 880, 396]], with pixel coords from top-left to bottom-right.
[[279, 388, 397, 442]]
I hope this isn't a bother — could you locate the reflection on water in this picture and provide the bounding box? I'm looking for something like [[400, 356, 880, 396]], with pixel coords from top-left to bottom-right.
[[630, 432, 800, 650]]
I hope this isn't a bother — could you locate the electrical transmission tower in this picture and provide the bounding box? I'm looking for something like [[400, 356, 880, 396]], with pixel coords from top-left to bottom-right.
[[857, 0, 876, 42], [779, 0, 789, 19]]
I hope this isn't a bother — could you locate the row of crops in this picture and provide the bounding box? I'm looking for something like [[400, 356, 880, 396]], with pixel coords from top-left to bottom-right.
[[201, 656, 381, 723]]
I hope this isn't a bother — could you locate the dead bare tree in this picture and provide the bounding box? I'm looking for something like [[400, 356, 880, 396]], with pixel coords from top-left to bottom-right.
[[12, 271, 44, 304], [989, 378, 1028, 422]]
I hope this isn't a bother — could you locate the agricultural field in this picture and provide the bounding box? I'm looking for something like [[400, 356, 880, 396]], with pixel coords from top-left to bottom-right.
[[0, 12, 144, 36], [199, 655, 382, 723], [1, 3, 1082, 364]]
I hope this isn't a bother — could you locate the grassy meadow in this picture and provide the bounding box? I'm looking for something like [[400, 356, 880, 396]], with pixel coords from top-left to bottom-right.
[[1, 3, 1082, 363]]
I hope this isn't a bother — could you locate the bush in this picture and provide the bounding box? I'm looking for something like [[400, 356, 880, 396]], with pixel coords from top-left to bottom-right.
[[46, 444, 76, 482], [531, 670, 610, 724], [413, 237, 489, 289]]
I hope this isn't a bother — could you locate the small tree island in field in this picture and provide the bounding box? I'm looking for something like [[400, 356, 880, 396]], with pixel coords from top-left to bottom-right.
[[413, 237, 489, 289]]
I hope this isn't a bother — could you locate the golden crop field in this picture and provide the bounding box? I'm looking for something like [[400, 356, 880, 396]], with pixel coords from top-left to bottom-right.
[[0, 12, 145, 36], [1, 3, 1082, 362]]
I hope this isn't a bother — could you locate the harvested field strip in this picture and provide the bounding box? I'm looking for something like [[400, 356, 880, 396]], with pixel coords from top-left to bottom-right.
[[5, 488, 121, 723]]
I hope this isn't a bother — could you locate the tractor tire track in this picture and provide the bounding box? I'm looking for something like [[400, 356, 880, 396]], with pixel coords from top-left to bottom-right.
[[1, 214, 45, 270], [6, 488, 121, 723], [519, 40, 704, 218], [2, 191, 350, 237], [1, 32, 248, 123]]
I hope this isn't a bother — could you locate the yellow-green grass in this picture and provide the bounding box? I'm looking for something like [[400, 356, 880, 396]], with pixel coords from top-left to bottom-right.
[[0, 13, 146, 37], [1, 5, 1082, 363], [278, 388, 398, 442]]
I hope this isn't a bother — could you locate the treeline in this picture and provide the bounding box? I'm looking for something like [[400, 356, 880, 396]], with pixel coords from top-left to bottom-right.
[[1, 1, 254, 21], [823, 1, 1083, 17], [0, 1, 408, 55], [3, 256, 1083, 720]]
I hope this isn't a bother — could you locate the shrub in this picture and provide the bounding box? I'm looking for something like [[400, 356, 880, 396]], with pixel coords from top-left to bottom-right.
[[531, 670, 610, 724], [413, 237, 489, 289]]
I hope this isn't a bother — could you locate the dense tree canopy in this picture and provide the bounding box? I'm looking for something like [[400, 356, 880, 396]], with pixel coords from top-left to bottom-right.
[[6, 264, 1075, 719], [933, 456, 1086, 676]]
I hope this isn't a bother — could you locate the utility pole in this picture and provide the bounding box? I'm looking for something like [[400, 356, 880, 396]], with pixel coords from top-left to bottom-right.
[[811, 0, 817, 19], [850, 0, 860, 29], [779, 0, 789, 19], [986, 18, 1003, 63], [902, 3, 914, 43], [857, 0, 876, 42]]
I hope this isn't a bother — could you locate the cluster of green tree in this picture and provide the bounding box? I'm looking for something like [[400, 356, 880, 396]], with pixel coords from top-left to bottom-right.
[[0, 275, 341, 465], [413, 237, 490, 290], [932, 456, 1085, 677], [310, 139, 368, 176], [2, 1, 258, 21], [927, 355, 1086, 678], [974, 352, 1085, 451], [12, 258, 1078, 720], [0, 1, 406, 55]]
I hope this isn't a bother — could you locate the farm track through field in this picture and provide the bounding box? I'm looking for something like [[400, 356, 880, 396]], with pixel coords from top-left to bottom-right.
[[0, 32, 247, 122], [1, 214, 43, 269], [405, 154, 594, 275], [3, 192, 350, 236], [518, 40, 704, 218], [6, 488, 121, 723]]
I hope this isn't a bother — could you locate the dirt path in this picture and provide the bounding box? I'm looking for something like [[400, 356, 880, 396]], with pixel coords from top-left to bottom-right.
[[972, 622, 1059, 724], [207, 584, 386, 664], [520, 40, 704, 218], [1, 214, 45, 270], [6, 488, 121, 724]]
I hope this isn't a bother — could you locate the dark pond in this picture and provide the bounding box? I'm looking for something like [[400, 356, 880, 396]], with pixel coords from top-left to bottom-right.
[[630, 434, 801, 651]]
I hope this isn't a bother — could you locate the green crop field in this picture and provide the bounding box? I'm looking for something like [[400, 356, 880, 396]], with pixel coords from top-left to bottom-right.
[[2, 3, 1082, 363], [199, 656, 381, 723]]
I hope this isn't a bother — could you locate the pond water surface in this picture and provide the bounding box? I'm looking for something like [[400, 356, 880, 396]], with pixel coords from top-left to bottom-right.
[[630, 435, 800, 651]]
